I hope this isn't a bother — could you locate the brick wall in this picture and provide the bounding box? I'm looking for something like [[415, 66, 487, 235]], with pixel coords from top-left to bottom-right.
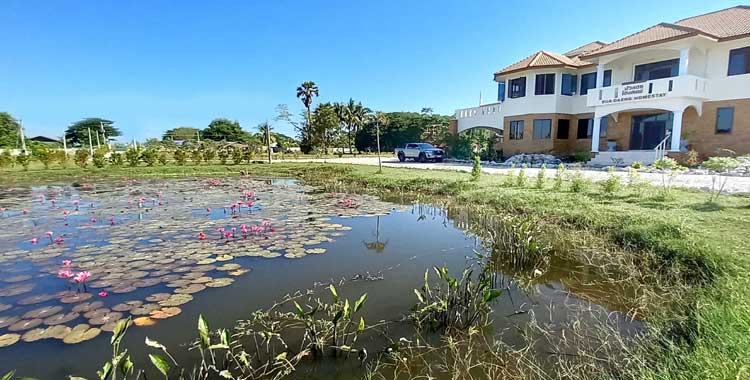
[[681, 99, 750, 156], [502, 113, 598, 156]]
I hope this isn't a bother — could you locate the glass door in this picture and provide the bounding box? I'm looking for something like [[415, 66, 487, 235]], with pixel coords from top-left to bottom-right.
[[630, 113, 672, 150]]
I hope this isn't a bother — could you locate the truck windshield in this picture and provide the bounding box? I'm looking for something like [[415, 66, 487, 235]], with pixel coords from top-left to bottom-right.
[[416, 143, 435, 149]]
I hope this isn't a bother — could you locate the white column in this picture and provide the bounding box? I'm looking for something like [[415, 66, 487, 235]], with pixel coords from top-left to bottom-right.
[[591, 117, 602, 152], [670, 109, 684, 152], [679, 48, 690, 76], [595, 64, 605, 88]]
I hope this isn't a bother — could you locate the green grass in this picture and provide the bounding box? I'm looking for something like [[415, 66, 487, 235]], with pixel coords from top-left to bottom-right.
[[2, 162, 749, 379]]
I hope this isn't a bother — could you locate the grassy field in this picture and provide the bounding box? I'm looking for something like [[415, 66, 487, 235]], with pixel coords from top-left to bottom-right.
[[2, 162, 749, 379]]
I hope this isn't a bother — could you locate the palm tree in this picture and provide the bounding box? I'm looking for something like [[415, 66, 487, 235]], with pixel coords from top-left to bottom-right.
[[345, 99, 369, 154], [296, 81, 319, 129]]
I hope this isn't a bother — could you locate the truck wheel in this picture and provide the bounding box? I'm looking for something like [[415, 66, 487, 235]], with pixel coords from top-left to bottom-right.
[[418, 153, 427, 163], [397, 152, 405, 162]]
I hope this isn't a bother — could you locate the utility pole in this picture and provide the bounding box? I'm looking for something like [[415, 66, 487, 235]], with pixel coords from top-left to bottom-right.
[[95, 130, 101, 148], [18, 118, 27, 153], [87, 127, 94, 156], [196, 130, 201, 143], [99, 121, 109, 150], [376, 121, 382, 173], [62, 132, 68, 158], [266, 123, 272, 164]]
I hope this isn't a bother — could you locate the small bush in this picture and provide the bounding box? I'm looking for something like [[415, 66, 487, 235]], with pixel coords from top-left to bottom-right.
[[599, 167, 622, 195], [92, 148, 107, 168], [627, 166, 648, 197], [231, 147, 243, 165], [141, 149, 158, 166], [125, 147, 141, 167], [15, 152, 31, 171], [652, 157, 684, 198], [74, 149, 90, 168], [32, 145, 54, 169], [55, 150, 68, 167], [242, 148, 253, 163], [109, 152, 123, 166], [684, 149, 701, 167], [502, 164, 516, 187], [572, 151, 590, 162], [191, 148, 203, 164], [0, 150, 13, 168], [631, 161, 643, 169], [534, 164, 546, 189], [516, 164, 527, 187], [703, 156, 741, 203], [552, 163, 565, 190], [174, 148, 188, 165], [569, 170, 590, 193], [202, 148, 216, 164], [218, 149, 229, 165], [158, 152, 169, 165], [470, 155, 481, 182]]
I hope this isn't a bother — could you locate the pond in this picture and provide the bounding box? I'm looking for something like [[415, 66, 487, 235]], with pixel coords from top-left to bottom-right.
[[0, 177, 642, 378]]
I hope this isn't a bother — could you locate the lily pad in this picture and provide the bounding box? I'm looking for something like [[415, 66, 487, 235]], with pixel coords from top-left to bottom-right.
[[174, 284, 205, 294], [23, 305, 63, 319], [62, 324, 101, 344], [60, 293, 93, 304], [150, 307, 181, 319], [133, 316, 156, 326], [145, 293, 171, 302], [205, 278, 234, 288], [0, 333, 21, 348], [159, 294, 193, 307], [8, 318, 43, 332], [0, 316, 20, 328], [44, 312, 80, 325]]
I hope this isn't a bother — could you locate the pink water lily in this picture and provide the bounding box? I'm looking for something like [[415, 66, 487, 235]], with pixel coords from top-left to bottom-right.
[[54, 236, 64, 245], [90, 217, 97, 223], [206, 207, 211, 213], [73, 271, 91, 284], [109, 216, 115, 226], [22, 209, 28, 215], [30, 238, 38, 244], [57, 270, 73, 279], [98, 291, 108, 298], [198, 231, 206, 241], [223, 231, 232, 240], [73, 200, 80, 210], [63, 210, 70, 216], [62, 260, 72, 266]]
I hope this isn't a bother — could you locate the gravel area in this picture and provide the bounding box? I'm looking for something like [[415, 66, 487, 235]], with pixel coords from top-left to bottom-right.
[[281, 156, 750, 194]]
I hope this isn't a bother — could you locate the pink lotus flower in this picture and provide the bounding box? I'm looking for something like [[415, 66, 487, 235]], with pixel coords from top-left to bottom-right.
[[90, 217, 97, 223], [50, 198, 57, 205], [30, 238, 38, 244], [54, 236, 64, 245], [46, 231, 53, 237], [223, 231, 232, 239], [22, 209, 28, 215], [73, 271, 91, 284], [98, 291, 108, 297], [198, 232, 206, 241], [62, 260, 72, 266], [108, 216, 115, 226], [73, 200, 80, 206], [63, 210, 70, 216], [206, 207, 211, 213], [58, 270, 73, 279]]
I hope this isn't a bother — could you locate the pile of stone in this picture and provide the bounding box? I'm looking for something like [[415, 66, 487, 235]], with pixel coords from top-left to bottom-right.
[[501, 154, 561, 167]]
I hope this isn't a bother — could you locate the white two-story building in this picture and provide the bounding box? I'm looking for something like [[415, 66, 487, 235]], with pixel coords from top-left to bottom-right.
[[452, 6, 750, 164]]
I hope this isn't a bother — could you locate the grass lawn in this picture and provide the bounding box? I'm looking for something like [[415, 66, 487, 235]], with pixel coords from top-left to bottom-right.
[[2, 162, 749, 379]]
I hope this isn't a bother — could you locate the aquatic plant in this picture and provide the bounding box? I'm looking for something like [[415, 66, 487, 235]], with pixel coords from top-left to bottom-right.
[[412, 265, 502, 331]]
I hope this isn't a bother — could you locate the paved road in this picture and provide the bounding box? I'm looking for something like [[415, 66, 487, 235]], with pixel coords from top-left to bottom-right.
[[282, 156, 750, 194]]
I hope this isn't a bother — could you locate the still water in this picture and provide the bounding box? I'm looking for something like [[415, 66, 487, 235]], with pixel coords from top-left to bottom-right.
[[0, 177, 639, 378]]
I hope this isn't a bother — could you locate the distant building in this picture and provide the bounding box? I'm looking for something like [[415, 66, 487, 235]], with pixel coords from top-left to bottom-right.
[[28, 136, 62, 144], [453, 6, 750, 164]]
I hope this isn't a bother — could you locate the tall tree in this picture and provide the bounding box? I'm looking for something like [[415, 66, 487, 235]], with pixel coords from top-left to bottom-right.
[[65, 118, 120, 147], [163, 127, 200, 142], [296, 81, 319, 149], [202, 119, 249, 142], [346, 99, 369, 153], [311, 103, 341, 154], [0, 112, 20, 148]]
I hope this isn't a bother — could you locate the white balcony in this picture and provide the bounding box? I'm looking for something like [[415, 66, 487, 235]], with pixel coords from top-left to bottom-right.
[[454, 102, 503, 133], [586, 75, 709, 108]]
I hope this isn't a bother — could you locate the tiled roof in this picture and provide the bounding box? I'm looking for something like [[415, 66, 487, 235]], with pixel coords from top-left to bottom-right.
[[675, 5, 750, 39], [564, 41, 608, 57], [583, 6, 750, 58], [496, 50, 592, 76]]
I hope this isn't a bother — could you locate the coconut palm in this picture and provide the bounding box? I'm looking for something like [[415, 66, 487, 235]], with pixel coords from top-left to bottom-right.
[[345, 99, 370, 154], [296, 81, 319, 128]]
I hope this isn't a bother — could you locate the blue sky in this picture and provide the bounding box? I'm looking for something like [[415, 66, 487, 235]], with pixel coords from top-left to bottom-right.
[[0, 0, 740, 142]]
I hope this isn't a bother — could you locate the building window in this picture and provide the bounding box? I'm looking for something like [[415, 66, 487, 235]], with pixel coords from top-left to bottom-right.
[[557, 119, 570, 139], [508, 77, 526, 98], [533, 119, 552, 139], [716, 107, 734, 134], [600, 117, 608, 138], [577, 118, 593, 139], [561, 74, 577, 96], [580, 70, 612, 94], [509, 120, 524, 140], [728, 47, 750, 76], [535, 74, 555, 95], [497, 81, 506, 102], [634, 59, 679, 81]]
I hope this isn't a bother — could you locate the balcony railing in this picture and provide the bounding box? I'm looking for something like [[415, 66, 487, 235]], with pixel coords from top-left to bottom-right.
[[587, 75, 709, 108]]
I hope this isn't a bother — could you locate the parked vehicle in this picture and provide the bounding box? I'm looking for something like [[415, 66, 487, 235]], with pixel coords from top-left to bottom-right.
[[394, 143, 445, 163]]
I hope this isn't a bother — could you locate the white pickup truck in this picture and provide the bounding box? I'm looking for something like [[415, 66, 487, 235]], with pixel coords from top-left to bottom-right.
[[394, 143, 445, 163]]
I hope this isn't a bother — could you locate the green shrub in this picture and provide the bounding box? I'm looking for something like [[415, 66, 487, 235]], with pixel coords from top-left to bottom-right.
[[572, 151, 590, 162], [600, 167, 622, 195], [125, 147, 142, 167], [174, 148, 188, 165], [516, 164, 527, 187], [141, 149, 158, 167], [32, 145, 54, 169], [191, 148, 203, 164], [0, 150, 13, 168], [552, 163, 565, 190], [218, 148, 229, 165], [231, 147, 243, 165], [652, 157, 684, 198], [631, 161, 643, 169], [55, 150, 68, 167], [109, 152, 123, 166], [202, 148, 216, 163], [158, 151, 169, 165], [502, 164, 516, 187], [92, 148, 107, 168], [470, 155, 481, 182], [74, 149, 90, 168], [569, 170, 590, 193], [627, 166, 648, 197], [242, 148, 253, 163], [15, 152, 31, 171], [534, 164, 546, 189], [703, 156, 741, 203]]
